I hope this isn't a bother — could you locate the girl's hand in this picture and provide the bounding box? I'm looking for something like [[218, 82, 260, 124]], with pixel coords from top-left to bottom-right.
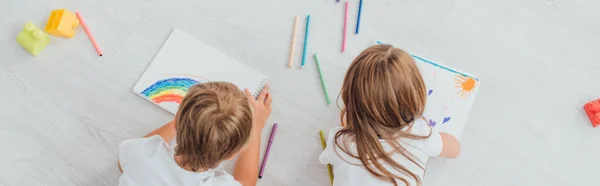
[[244, 85, 272, 131]]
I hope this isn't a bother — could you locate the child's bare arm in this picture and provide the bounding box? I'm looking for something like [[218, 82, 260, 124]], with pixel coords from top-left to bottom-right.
[[439, 132, 461, 158], [234, 87, 272, 186], [144, 121, 177, 144], [234, 129, 262, 186]]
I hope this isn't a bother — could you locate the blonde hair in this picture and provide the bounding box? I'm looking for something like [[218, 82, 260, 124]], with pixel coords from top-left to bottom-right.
[[335, 44, 429, 186], [175, 82, 252, 171]]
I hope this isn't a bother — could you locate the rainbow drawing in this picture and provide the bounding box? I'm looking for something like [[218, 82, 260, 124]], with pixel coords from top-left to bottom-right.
[[140, 77, 200, 104]]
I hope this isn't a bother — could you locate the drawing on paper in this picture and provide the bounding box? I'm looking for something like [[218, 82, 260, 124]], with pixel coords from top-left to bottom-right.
[[132, 29, 268, 116], [354, 41, 482, 137], [443, 117, 451, 124], [411, 54, 480, 138], [454, 75, 477, 98], [429, 119, 437, 127], [140, 76, 208, 104]]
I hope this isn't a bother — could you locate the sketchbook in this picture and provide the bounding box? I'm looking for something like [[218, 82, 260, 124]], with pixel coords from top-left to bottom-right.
[[133, 29, 268, 114], [413, 55, 480, 138]]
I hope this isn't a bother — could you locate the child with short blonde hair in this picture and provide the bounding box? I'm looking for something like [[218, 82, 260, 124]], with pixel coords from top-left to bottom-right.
[[320, 45, 461, 186], [119, 82, 272, 186]]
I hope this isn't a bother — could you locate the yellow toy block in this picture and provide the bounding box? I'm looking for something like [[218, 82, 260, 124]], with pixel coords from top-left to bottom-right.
[[44, 9, 79, 38]]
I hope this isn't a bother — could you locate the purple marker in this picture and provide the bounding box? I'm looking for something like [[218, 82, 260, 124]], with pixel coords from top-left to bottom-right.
[[258, 123, 278, 178]]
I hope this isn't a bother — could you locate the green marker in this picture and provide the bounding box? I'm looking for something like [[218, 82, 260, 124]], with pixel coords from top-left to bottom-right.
[[313, 54, 331, 105]]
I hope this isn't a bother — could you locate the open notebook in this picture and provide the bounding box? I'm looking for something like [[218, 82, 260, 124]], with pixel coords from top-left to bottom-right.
[[133, 29, 268, 114]]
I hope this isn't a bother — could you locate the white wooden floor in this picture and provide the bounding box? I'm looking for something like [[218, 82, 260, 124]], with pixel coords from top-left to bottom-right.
[[2, 0, 600, 185]]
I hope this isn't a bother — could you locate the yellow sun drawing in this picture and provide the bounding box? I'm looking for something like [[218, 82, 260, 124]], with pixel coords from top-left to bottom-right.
[[454, 75, 477, 98]]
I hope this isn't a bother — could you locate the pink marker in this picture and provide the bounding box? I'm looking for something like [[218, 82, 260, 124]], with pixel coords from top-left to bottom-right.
[[342, 1, 349, 53], [258, 123, 278, 178], [76, 12, 103, 56]]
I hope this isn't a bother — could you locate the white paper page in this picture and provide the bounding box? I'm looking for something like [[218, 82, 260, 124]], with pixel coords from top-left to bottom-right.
[[414, 55, 480, 138], [133, 29, 267, 114]]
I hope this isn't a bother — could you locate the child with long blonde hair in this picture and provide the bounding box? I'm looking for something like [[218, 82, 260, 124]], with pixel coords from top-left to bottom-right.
[[319, 44, 461, 186]]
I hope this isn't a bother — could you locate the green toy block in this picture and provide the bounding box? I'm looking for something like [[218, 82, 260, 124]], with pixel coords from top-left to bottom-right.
[[16, 22, 50, 56]]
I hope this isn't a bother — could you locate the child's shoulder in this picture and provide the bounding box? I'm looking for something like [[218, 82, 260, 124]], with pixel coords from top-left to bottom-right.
[[119, 135, 168, 152], [210, 170, 242, 185], [118, 135, 171, 167], [406, 118, 433, 136]]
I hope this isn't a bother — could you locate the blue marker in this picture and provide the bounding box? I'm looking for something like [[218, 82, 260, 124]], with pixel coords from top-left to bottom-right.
[[411, 55, 479, 81], [301, 15, 311, 67], [355, 0, 363, 34], [375, 41, 477, 80]]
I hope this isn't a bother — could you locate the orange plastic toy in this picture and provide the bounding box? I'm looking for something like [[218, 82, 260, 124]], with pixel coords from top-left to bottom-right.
[[583, 99, 600, 127], [44, 9, 79, 38]]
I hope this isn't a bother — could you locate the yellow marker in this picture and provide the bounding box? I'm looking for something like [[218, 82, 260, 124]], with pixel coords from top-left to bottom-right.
[[319, 130, 334, 185]]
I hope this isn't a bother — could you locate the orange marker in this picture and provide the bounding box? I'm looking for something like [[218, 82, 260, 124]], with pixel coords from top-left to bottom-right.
[[75, 12, 103, 56], [287, 15, 299, 68]]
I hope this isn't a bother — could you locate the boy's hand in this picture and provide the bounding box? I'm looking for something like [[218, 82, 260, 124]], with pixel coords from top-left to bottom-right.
[[244, 85, 272, 131], [236, 85, 271, 186]]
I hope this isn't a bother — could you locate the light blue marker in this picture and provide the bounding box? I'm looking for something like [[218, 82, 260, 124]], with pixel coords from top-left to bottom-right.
[[301, 15, 311, 67], [377, 41, 478, 80]]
